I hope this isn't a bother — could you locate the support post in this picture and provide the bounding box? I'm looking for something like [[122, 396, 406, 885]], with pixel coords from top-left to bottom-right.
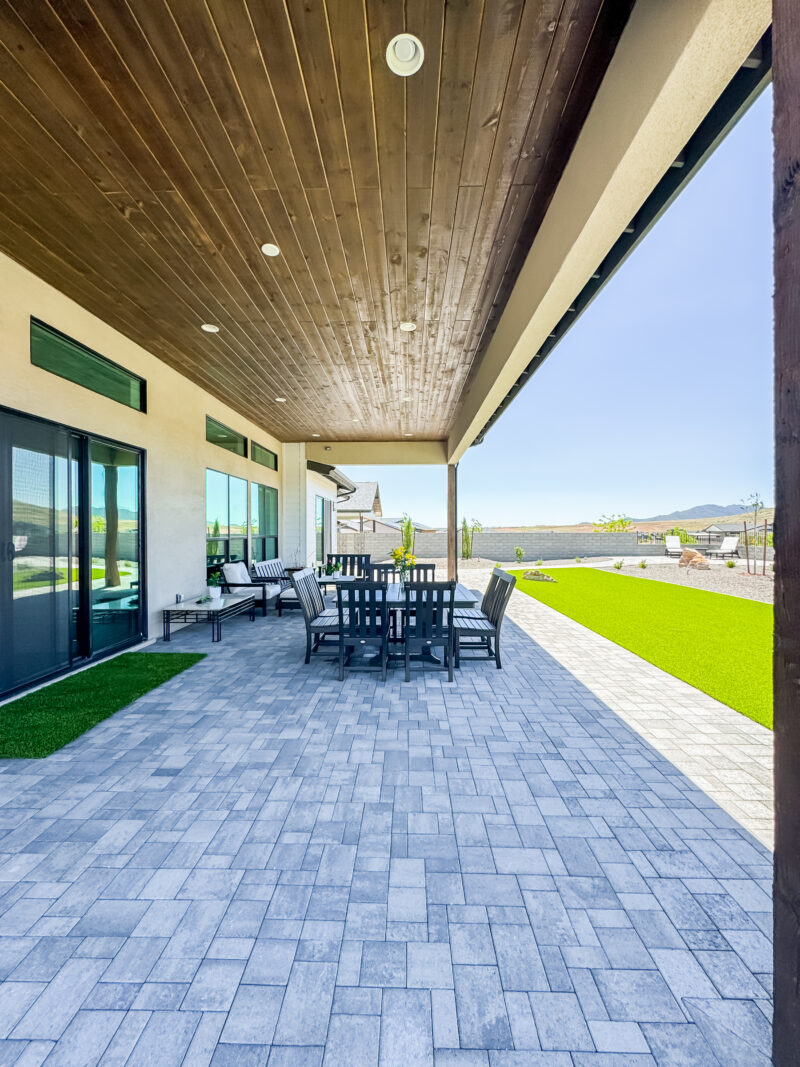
[[447, 463, 458, 582], [773, 2, 800, 1060]]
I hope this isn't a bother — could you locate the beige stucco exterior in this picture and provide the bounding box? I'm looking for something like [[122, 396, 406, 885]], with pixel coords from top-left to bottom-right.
[[0, 249, 309, 641]]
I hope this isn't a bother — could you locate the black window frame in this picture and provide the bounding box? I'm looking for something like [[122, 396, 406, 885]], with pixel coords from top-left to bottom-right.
[[206, 468, 249, 574], [205, 415, 247, 457], [251, 440, 278, 471], [30, 317, 146, 413], [250, 481, 279, 563]]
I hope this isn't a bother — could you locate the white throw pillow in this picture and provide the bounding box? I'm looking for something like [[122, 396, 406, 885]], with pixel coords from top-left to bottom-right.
[[223, 561, 251, 586]]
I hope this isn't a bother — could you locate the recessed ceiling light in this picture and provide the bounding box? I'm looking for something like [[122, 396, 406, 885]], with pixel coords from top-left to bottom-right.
[[311, 433, 320, 438], [261, 242, 280, 257], [200, 323, 219, 333], [401, 396, 411, 402], [386, 33, 424, 76], [275, 396, 287, 403], [404, 432, 414, 437], [399, 321, 416, 332]]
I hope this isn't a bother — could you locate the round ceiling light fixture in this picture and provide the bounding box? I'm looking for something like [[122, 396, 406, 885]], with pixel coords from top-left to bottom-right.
[[404, 432, 414, 437], [261, 242, 280, 257], [399, 321, 417, 332], [275, 396, 287, 403], [201, 323, 219, 333], [311, 433, 320, 438], [386, 33, 424, 76]]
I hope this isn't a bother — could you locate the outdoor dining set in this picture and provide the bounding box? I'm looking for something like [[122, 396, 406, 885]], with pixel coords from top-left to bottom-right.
[[202, 553, 516, 681]]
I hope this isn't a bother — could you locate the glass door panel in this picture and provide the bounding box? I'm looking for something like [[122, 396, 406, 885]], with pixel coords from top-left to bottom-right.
[[0, 411, 71, 694], [89, 441, 142, 654]]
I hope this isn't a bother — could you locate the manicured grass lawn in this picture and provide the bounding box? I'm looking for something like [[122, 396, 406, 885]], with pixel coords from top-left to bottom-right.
[[511, 567, 773, 728], [0, 652, 205, 758]]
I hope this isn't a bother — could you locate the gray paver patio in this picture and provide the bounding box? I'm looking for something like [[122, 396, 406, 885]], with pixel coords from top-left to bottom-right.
[[0, 585, 772, 1065]]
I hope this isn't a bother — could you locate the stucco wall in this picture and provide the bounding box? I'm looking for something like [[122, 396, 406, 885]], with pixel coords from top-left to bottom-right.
[[1, 250, 285, 641]]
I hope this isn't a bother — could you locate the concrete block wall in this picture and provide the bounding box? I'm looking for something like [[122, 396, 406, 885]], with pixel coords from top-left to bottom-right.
[[336, 529, 656, 561]]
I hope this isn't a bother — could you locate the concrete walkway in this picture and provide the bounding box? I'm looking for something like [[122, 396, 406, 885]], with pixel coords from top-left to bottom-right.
[[0, 587, 772, 1065]]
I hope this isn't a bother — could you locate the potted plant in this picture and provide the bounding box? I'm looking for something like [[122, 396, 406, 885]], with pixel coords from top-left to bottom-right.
[[207, 571, 222, 599]]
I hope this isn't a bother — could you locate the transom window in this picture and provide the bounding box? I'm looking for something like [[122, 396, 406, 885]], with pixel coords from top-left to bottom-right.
[[206, 416, 246, 457], [30, 318, 146, 412]]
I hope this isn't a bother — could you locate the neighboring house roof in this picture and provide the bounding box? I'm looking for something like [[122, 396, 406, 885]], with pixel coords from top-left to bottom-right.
[[704, 522, 772, 533], [337, 481, 382, 515]]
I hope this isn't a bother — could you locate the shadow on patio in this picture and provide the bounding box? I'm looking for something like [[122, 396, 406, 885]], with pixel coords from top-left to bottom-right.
[[0, 604, 772, 1065]]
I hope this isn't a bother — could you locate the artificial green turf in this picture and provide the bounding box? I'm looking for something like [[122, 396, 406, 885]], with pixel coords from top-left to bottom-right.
[[0, 652, 206, 758], [511, 568, 773, 729]]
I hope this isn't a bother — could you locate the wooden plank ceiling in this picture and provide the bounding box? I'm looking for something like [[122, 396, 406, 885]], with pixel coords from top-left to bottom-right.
[[0, 0, 631, 442]]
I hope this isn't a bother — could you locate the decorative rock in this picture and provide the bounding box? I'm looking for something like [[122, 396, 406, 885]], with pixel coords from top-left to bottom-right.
[[523, 569, 556, 582], [678, 548, 710, 570]]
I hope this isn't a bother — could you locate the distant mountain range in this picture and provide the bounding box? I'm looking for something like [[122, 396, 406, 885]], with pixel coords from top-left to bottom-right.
[[635, 504, 744, 522]]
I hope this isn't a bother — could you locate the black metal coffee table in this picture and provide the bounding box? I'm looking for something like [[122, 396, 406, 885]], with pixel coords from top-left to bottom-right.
[[162, 594, 256, 642]]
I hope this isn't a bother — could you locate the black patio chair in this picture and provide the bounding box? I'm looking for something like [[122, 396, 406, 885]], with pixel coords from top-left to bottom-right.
[[291, 568, 341, 664], [367, 563, 400, 583], [454, 568, 516, 670], [402, 580, 456, 683], [336, 581, 389, 681], [327, 553, 371, 577], [408, 563, 436, 581]]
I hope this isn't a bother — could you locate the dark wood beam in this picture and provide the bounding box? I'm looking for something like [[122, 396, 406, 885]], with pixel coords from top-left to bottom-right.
[[447, 463, 458, 582], [773, 1, 800, 1062]]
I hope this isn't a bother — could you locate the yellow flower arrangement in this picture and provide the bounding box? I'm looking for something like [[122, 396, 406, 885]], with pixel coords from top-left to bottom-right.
[[391, 546, 417, 577]]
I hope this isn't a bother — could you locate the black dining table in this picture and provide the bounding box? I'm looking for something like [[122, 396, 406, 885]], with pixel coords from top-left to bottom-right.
[[323, 575, 480, 610]]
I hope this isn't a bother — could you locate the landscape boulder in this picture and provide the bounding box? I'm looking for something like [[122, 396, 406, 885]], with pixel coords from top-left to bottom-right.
[[678, 548, 710, 570], [523, 569, 556, 582]]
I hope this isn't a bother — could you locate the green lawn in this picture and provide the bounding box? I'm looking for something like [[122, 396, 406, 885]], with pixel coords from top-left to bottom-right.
[[511, 568, 773, 728], [0, 652, 205, 758]]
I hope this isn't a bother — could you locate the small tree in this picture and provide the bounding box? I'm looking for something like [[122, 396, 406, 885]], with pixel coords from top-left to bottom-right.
[[593, 513, 633, 532], [741, 491, 764, 533], [514, 546, 524, 564], [400, 514, 415, 555], [460, 517, 482, 559]]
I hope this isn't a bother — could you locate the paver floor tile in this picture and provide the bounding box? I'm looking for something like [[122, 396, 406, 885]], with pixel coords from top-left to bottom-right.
[[0, 592, 774, 1063]]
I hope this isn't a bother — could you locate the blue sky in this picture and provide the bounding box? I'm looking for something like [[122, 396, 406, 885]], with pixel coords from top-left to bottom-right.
[[344, 86, 773, 528]]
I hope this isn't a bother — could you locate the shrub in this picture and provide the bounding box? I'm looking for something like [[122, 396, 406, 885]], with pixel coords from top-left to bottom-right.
[[514, 546, 524, 564], [727, 559, 737, 568], [536, 558, 543, 566], [613, 560, 624, 570], [575, 556, 581, 563], [639, 559, 647, 569]]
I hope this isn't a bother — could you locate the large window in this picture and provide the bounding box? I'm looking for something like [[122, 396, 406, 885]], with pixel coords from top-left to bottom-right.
[[251, 483, 278, 562], [31, 318, 145, 412], [206, 416, 247, 457], [206, 469, 248, 570], [315, 495, 325, 565], [252, 441, 278, 471]]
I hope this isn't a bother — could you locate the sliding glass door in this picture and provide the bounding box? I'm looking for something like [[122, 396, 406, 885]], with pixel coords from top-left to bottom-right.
[[0, 412, 73, 694], [0, 408, 144, 698], [90, 441, 142, 654]]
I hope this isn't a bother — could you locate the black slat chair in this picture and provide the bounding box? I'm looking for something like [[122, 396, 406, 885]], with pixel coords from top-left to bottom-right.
[[408, 563, 436, 581], [402, 580, 456, 683], [291, 568, 341, 663], [336, 581, 390, 681], [327, 553, 371, 577], [454, 568, 516, 670], [367, 563, 400, 583]]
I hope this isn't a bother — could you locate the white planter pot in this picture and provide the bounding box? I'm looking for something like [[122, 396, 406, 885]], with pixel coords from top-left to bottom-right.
[[208, 586, 222, 599]]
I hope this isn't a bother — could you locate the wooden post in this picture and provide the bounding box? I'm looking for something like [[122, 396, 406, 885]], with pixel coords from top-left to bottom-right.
[[774, 3, 800, 1059], [447, 463, 458, 582], [743, 520, 751, 574]]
